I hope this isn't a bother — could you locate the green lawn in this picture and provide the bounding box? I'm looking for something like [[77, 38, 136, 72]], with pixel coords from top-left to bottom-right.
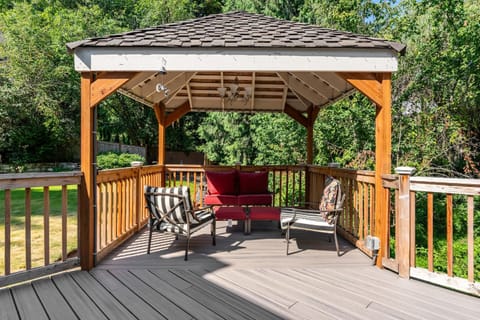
[[0, 186, 78, 274]]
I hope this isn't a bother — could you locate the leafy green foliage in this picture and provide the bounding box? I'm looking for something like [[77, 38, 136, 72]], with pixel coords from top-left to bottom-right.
[[96, 152, 144, 170]]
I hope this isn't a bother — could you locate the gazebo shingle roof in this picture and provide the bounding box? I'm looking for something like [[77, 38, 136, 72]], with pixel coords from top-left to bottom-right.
[[67, 11, 406, 53]]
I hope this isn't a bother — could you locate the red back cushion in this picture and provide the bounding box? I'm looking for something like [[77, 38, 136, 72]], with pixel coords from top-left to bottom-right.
[[238, 171, 269, 194], [205, 170, 237, 195]]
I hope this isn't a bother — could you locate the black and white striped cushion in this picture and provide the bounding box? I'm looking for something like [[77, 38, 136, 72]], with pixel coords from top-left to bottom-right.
[[144, 186, 194, 224]]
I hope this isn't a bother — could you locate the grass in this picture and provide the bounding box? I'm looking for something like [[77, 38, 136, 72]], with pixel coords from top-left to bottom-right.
[[0, 186, 78, 275]]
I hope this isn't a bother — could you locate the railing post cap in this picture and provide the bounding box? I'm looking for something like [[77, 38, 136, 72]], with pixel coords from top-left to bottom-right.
[[395, 166, 416, 175]]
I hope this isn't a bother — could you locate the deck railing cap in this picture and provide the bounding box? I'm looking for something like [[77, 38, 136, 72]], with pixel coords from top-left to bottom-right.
[[395, 166, 416, 175]]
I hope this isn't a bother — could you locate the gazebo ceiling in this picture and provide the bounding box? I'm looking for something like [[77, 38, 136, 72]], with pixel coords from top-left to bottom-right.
[[67, 11, 405, 114]]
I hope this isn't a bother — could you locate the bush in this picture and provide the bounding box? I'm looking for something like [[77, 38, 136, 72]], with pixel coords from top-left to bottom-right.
[[97, 152, 145, 169]]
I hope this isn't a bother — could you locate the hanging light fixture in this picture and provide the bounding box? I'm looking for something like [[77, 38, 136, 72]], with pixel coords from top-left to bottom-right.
[[156, 58, 169, 97], [218, 76, 251, 106]]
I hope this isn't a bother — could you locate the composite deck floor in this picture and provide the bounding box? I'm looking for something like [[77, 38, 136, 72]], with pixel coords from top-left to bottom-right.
[[1, 220, 478, 319]]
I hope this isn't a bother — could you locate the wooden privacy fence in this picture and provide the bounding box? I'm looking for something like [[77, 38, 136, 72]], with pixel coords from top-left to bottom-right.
[[382, 167, 480, 296], [0, 172, 82, 287]]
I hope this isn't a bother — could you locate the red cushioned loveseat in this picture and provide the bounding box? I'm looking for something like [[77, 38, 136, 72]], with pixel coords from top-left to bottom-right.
[[204, 170, 273, 206]]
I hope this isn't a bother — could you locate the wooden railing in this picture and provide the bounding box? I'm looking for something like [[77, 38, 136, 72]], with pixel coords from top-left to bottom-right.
[[95, 165, 163, 261], [308, 166, 376, 256], [0, 172, 82, 286], [382, 168, 480, 296]]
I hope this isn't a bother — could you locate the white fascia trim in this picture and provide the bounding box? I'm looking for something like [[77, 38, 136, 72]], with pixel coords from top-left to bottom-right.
[[73, 47, 399, 72]]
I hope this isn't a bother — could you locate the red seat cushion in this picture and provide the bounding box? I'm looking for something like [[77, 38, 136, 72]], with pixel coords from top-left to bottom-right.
[[237, 194, 272, 206], [215, 206, 247, 220], [205, 170, 237, 195], [204, 194, 238, 206], [249, 207, 280, 221], [238, 171, 268, 194]]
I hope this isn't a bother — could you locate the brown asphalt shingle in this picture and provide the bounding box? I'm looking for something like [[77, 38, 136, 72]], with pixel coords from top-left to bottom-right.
[[66, 11, 405, 54]]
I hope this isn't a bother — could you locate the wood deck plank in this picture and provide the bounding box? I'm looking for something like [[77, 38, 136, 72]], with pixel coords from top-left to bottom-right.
[[169, 269, 280, 320], [32, 278, 77, 320], [313, 268, 463, 320], [52, 273, 108, 320], [177, 269, 284, 320], [269, 268, 399, 320], [343, 266, 480, 316], [89, 270, 167, 320], [108, 269, 192, 320], [0, 289, 20, 320], [10, 283, 48, 320], [2, 225, 478, 320], [130, 269, 225, 320]]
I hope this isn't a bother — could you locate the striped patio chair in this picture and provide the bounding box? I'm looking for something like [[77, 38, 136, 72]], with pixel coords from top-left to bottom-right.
[[144, 185, 216, 260], [280, 177, 345, 256]]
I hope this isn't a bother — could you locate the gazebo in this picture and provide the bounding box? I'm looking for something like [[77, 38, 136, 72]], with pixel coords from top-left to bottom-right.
[[66, 11, 406, 270]]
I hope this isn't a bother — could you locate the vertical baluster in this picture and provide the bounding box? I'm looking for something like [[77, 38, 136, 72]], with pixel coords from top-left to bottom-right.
[[5, 189, 11, 275], [98, 184, 104, 251], [467, 195, 474, 283], [384, 188, 391, 259], [427, 192, 434, 272], [446, 194, 453, 277], [363, 183, 368, 240], [43, 186, 50, 266], [25, 188, 32, 270], [394, 189, 399, 258], [358, 182, 364, 240], [410, 191, 416, 267], [62, 185, 68, 261], [370, 183, 375, 234]]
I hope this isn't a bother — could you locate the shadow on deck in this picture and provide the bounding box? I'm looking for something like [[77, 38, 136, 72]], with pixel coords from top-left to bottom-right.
[[1, 220, 478, 319]]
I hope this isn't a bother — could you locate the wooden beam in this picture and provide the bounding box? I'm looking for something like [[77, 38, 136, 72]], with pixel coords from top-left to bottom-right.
[[284, 103, 308, 127], [79, 72, 95, 270], [375, 72, 392, 268], [306, 107, 320, 164], [90, 72, 137, 107], [337, 72, 383, 107], [154, 103, 166, 166], [165, 101, 191, 127]]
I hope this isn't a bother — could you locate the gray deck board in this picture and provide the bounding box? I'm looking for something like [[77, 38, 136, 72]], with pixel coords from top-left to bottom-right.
[[10, 283, 49, 320], [71, 271, 137, 320], [32, 278, 78, 320], [0, 288, 20, 320], [107, 269, 192, 320], [52, 273, 108, 320], [130, 269, 224, 320], [1, 223, 478, 320]]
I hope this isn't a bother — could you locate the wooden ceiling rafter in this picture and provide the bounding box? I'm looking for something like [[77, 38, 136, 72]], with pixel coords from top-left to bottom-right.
[[121, 71, 158, 91], [291, 72, 335, 100], [276, 72, 311, 110]]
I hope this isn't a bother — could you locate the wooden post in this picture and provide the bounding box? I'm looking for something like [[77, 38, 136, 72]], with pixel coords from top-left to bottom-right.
[[375, 72, 392, 267], [395, 166, 415, 278], [154, 103, 166, 166], [306, 107, 319, 165], [79, 72, 95, 270]]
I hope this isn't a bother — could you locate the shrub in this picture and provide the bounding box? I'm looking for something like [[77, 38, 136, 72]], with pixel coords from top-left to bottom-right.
[[97, 152, 145, 169]]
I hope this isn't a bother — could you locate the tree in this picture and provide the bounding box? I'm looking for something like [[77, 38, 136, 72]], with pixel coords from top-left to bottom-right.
[[390, 0, 480, 177], [0, 2, 122, 163]]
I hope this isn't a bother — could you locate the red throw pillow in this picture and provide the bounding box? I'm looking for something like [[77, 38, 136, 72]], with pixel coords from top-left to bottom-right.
[[238, 171, 268, 194], [205, 170, 237, 195]]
